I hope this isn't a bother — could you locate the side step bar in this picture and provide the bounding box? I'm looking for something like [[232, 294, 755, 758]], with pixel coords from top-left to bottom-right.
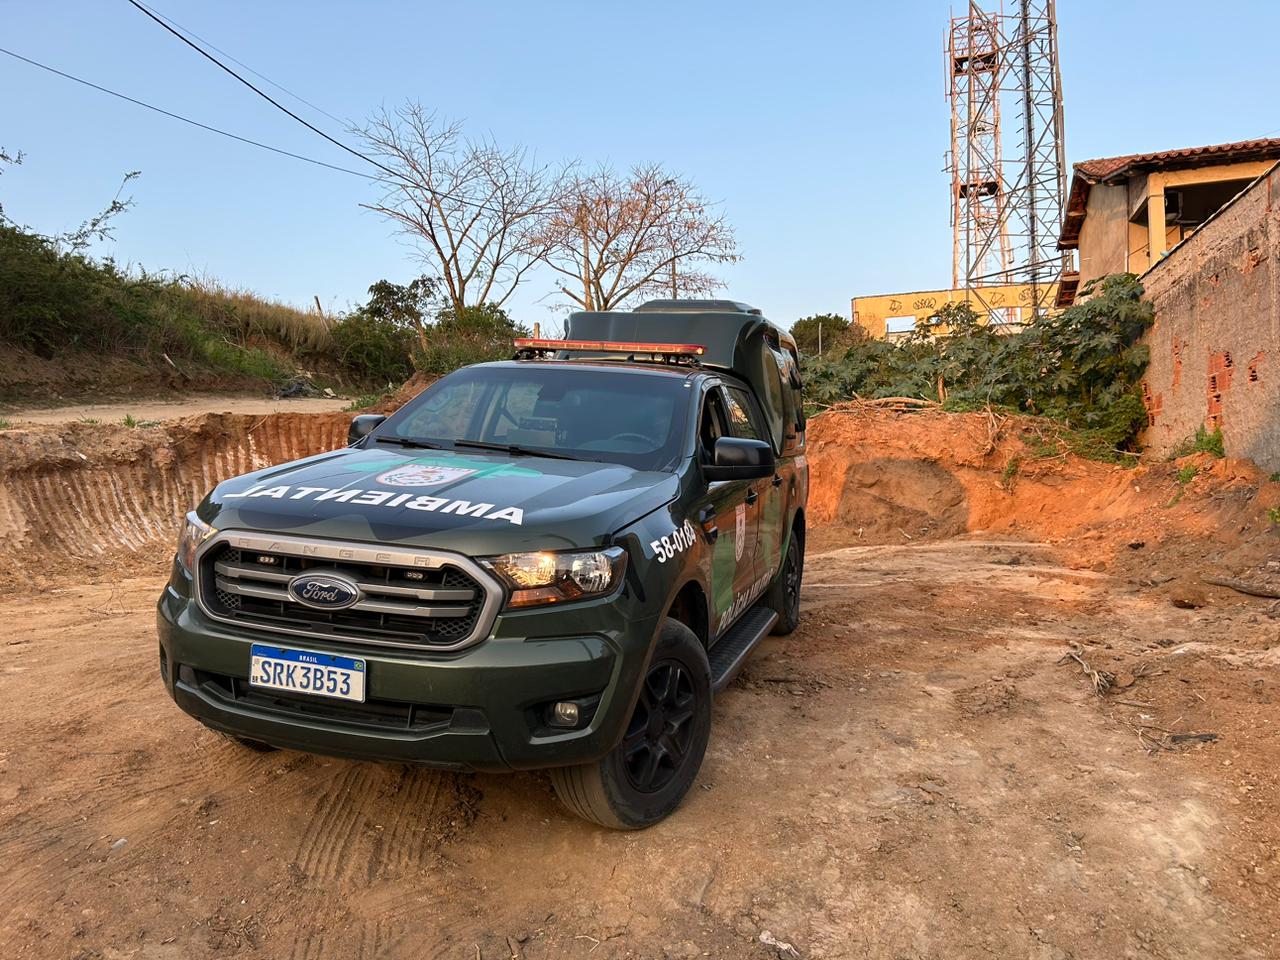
[[708, 607, 778, 693]]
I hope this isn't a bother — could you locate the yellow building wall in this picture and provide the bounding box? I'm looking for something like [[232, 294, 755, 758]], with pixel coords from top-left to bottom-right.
[[851, 283, 1059, 339]]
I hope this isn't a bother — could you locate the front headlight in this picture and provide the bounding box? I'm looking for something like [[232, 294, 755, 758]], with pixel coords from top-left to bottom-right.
[[482, 547, 627, 609], [176, 512, 215, 574]]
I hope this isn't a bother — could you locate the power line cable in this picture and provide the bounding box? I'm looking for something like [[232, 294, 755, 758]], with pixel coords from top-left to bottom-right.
[[122, 0, 404, 183], [120, 0, 504, 215], [132, 0, 346, 127], [0, 45, 387, 182]]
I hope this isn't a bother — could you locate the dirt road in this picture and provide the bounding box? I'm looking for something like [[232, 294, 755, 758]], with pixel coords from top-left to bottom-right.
[[4, 539, 1277, 959], [1, 394, 351, 426]]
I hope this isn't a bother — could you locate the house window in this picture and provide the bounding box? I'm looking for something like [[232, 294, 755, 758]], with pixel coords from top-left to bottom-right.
[[884, 316, 916, 335]]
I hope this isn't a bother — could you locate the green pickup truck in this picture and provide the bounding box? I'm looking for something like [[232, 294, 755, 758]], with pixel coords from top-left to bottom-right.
[[157, 299, 808, 828]]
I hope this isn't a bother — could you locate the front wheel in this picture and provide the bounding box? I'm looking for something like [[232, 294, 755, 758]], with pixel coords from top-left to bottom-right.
[[765, 527, 803, 636], [550, 619, 711, 829]]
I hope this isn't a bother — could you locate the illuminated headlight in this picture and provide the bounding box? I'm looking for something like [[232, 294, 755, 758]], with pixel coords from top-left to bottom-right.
[[176, 512, 215, 573], [483, 547, 627, 608]]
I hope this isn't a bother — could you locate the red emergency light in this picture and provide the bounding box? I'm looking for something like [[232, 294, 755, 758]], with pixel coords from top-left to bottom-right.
[[513, 338, 706, 357]]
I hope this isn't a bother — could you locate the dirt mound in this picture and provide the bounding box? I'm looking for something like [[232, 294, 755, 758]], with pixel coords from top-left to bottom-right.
[[807, 407, 1280, 597], [0, 413, 350, 589]]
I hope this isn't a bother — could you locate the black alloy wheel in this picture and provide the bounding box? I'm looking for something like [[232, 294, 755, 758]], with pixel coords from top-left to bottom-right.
[[767, 528, 804, 636], [621, 659, 698, 793], [549, 618, 712, 829]]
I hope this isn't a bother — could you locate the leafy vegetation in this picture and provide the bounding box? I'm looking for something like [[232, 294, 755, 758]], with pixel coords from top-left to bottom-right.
[[1176, 464, 1198, 485], [1268, 506, 1280, 526], [1173, 425, 1225, 459], [0, 417, 11, 430], [0, 221, 323, 382], [802, 274, 1156, 460], [790, 313, 868, 357], [413, 303, 527, 375], [1000, 455, 1022, 491]]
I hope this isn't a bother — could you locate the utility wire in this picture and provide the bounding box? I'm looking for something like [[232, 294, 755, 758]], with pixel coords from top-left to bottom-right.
[[132, 0, 346, 127], [122, 0, 404, 183], [0, 46, 387, 182], [120, 0, 503, 215]]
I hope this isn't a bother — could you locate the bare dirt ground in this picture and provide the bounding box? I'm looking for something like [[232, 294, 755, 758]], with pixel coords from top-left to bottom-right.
[[1, 394, 350, 426], [2, 407, 1278, 959]]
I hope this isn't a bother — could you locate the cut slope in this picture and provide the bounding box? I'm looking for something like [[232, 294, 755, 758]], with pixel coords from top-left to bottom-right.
[[0, 413, 350, 589]]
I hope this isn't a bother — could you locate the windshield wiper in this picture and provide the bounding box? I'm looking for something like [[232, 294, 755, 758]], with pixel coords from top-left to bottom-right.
[[373, 436, 445, 449], [453, 439, 586, 461]]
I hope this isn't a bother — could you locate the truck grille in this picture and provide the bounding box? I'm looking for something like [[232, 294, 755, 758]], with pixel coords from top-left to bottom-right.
[[195, 533, 501, 651]]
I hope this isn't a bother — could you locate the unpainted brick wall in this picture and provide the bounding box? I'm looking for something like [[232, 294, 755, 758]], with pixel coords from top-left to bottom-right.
[[1139, 162, 1280, 472]]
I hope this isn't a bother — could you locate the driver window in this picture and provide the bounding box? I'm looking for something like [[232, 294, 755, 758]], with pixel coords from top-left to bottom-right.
[[699, 389, 729, 464]]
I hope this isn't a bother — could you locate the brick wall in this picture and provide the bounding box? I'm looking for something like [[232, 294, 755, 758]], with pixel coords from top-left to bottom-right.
[[1139, 162, 1280, 472]]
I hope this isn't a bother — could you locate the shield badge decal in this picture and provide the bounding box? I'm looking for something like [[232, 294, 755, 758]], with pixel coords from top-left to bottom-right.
[[375, 464, 478, 487], [734, 503, 747, 562]]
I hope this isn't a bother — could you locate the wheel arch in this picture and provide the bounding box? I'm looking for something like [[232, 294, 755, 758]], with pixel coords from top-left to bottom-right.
[[663, 578, 710, 649]]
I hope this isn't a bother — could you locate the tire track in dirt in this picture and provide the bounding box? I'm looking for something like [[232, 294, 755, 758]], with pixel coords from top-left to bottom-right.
[[376, 766, 457, 877], [293, 764, 381, 883]]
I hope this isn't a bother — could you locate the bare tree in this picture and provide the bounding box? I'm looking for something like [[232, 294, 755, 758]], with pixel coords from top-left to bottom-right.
[[355, 104, 562, 315], [541, 164, 739, 311]]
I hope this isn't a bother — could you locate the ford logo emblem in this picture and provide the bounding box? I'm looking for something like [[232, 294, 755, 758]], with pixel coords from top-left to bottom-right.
[[288, 573, 360, 610]]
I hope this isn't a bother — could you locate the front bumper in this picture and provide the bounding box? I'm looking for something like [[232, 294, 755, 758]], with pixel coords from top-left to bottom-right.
[[157, 576, 658, 772]]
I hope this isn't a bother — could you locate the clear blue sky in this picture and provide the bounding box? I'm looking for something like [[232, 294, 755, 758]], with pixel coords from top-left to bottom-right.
[[3, 1, 1278, 330]]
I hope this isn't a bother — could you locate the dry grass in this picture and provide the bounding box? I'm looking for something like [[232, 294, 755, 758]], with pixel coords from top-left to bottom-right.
[[183, 276, 334, 353]]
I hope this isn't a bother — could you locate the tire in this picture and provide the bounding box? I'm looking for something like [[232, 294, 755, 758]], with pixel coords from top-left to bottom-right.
[[765, 525, 804, 636], [550, 619, 711, 829]]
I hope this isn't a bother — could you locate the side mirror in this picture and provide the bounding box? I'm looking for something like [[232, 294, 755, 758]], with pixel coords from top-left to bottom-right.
[[704, 437, 775, 482], [348, 414, 387, 445]]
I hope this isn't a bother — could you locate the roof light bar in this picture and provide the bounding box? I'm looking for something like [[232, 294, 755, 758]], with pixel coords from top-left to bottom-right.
[[514, 338, 706, 357]]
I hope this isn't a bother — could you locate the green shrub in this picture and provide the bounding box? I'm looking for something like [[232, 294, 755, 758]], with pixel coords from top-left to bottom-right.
[[1176, 464, 1198, 485], [412, 303, 528, 376], [329, 310, 414, 385], [201, 340, 291, 381], [801, 274, 1156, 460], [1173, 425, 1225, 459]]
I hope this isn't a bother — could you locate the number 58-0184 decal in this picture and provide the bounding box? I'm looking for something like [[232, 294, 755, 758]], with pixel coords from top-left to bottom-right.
[[651, 520, 696, 563]]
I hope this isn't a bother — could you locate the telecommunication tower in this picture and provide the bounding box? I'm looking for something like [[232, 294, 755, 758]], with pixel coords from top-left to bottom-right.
[[946, 0, 1067, 317]]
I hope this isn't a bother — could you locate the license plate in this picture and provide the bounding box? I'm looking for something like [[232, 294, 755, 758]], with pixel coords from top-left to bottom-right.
[[249, 644, 366, 702]]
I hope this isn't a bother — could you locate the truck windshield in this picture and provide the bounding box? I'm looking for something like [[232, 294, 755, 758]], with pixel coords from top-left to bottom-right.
[[376, 366, 691, 471]]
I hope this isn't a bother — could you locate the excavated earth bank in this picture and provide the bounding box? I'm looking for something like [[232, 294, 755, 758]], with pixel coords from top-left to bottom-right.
[[1, 406, 1278, 959], [0, 413, 350, 589]]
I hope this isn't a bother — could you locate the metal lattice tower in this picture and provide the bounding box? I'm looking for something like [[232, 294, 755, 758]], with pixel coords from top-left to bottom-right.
[[947, 2, 1010, 290], [946, 0, 1067, 315]]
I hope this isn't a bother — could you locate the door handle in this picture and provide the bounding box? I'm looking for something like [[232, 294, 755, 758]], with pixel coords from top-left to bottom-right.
[[771, 474, 783, 488], [745, 489, 758, 506], [698, 505, 719, 543]]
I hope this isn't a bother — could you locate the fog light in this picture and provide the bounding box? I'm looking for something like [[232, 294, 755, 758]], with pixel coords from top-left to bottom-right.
[[550, 701, 580, 727]]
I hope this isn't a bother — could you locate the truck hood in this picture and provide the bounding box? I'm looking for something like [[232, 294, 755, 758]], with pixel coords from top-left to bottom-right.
[[203, 445, 680, 554]]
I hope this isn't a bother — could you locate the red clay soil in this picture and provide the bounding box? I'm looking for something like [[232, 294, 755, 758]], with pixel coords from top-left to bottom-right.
[[805, 407, 1280, 602]]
